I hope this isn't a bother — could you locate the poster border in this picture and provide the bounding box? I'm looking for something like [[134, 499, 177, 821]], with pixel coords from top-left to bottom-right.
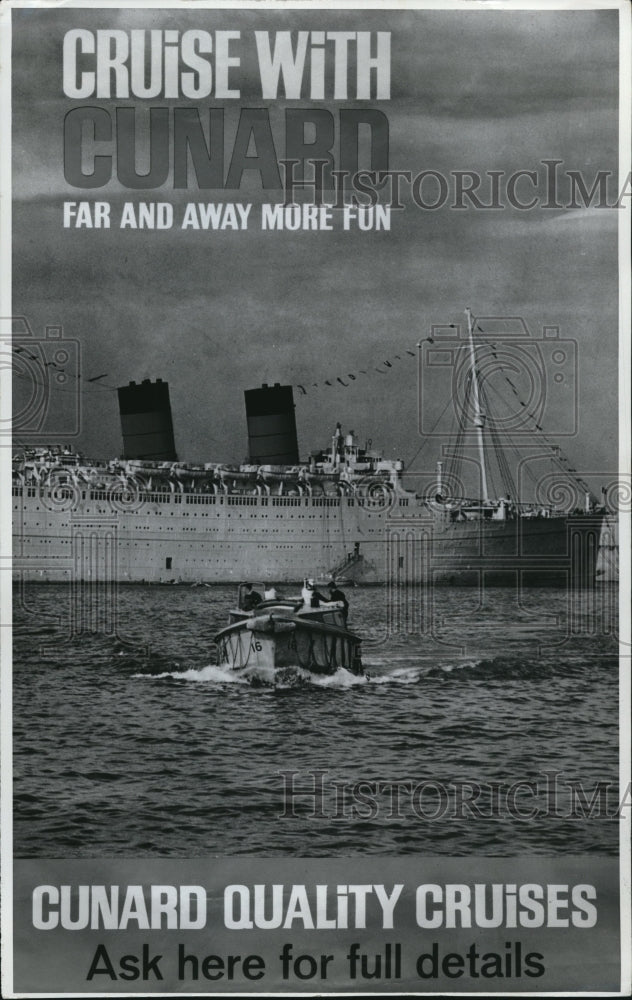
[[0, 0, 630, 996]]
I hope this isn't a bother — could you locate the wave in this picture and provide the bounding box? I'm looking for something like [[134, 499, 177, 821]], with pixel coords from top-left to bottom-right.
[[133, 663, 249, 684], [131, 650, 611, 689], [130, 660, 459, 688], [132, 662, 370, 688]]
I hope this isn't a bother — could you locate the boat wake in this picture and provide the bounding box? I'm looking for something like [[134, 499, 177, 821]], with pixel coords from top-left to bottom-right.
[[131, 653, 603, 688], [133, 664, 250, 684], [132, 659, 481, 688], [131, 661, 447, 688], [133, 662, 370, 687]]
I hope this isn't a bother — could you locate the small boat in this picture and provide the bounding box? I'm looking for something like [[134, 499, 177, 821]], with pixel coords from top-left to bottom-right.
[[214, 582, 363, 676]]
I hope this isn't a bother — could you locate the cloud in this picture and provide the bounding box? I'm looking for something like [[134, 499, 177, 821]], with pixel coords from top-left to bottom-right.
[[9, 6, 621, 475]]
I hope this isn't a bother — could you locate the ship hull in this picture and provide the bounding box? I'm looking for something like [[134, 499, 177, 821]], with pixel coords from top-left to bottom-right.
[[12, 487, 605, 587]]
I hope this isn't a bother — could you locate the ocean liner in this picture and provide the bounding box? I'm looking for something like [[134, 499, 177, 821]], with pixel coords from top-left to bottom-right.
[[12, 312, 610, 587]]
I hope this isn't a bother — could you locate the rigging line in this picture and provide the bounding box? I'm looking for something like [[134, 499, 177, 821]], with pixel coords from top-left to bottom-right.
[[478, 379, 517, 499], [467, 333, 594, 496], [10, 349, 113, 383], [404, 391, 461, 471], [480, 382, 515, 496], [475, 394, 500, 501], [482, 365, 592, 495], [295, 343, 421, 395], [446, 370, 473, 489], [12, 369, 120, 395], [466, 330, 543, 497], [477, 374, 589, 498], [485, 421, 539, 497]]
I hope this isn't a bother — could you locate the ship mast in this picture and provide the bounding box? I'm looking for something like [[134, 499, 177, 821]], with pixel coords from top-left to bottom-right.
[[465, 307, 489, 503]]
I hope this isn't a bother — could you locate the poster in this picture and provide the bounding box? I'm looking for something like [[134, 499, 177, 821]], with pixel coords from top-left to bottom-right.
[[1, 0, 630, 995]]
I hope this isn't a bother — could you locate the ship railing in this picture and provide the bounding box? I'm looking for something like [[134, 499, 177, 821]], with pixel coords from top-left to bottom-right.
[[185, 493, 217, 504], [143, 491, 173, 503], [435, 497, 575, 519], [227, 495, 259, 506], [271, 496, 303, 507]]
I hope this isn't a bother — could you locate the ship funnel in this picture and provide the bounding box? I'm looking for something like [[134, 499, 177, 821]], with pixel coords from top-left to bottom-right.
[[245, 382, 299, 465], [117, 378, 177, 461]]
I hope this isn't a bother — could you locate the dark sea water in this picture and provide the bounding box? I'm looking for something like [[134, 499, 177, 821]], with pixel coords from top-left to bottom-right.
[[13, 583, 620, 857]]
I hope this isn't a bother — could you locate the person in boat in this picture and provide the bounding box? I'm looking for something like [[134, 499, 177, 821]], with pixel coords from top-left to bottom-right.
[[327, 581, 349, 623], [241, 583, 263, 611], [310, 587, 328, 608], [302, 579, 327, 608]]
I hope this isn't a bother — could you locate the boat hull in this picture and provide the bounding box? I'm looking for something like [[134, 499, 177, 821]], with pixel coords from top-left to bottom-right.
[[215, 614, 363, 675]]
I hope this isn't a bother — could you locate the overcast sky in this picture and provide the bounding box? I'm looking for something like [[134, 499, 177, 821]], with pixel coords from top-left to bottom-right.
[[12, 4, 620, 492]]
